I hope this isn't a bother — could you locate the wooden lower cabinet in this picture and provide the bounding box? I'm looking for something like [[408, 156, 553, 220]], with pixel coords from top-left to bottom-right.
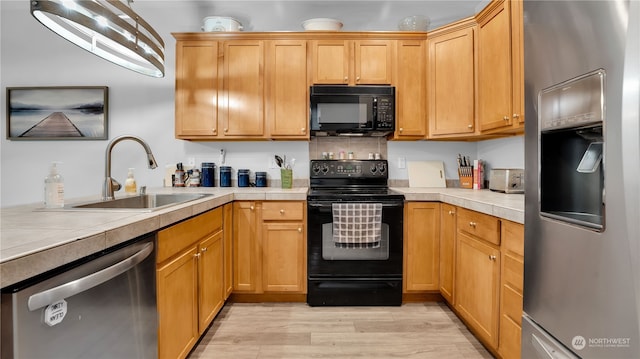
[[233, 201, 306, 294], [223, 203, 234, 299], [455, 231, 501, 349], [156, 208, 225, 359], [404, 202, 440, 292], [262, 222, 306, 292], [439, 203, 456, 304], [498, 220, 525, 359]]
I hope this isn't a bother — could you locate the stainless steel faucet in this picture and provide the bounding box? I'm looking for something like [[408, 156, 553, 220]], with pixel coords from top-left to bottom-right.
[[103, 135, 158, 200]]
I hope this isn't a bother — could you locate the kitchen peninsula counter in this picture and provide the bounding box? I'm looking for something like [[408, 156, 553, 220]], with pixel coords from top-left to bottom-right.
[[0, 187, 523, 288]]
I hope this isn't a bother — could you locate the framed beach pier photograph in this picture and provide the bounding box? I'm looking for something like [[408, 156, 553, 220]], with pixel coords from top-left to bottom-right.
[[6, 86, 108, 140]]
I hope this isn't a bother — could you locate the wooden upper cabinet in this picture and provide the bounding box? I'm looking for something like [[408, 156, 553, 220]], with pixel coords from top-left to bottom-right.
[[393, 40, 427, 139], [354, 40, 393, 84], [310, 40, 350, 84], [310, 39, 393, 85], [220, 40, 265, 138], [266, 40, 309, 139], [477, 0, 523, 133], [175, 40, 219, 139], [427, 22, 476, 138]]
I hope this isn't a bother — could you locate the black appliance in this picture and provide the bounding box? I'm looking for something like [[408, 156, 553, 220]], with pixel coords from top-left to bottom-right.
[[307, 159, 404, 306], [309, 85, 395, 137]]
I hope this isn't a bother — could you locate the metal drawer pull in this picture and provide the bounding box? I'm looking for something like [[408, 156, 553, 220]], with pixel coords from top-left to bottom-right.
[[280, 209, 285, 214], [201, 247, 207, 252], [298, 227, 302, 233], [489, 255, 497, 261], [469, 221, 477, 227], [448, 210, 455, 215]]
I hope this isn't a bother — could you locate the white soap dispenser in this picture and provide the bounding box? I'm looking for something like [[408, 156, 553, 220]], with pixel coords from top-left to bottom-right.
[[44, 162, 64, 208], [124, 168, 137, 195]]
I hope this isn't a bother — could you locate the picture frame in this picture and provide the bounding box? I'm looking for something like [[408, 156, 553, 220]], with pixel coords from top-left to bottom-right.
[[6, 86, 108, 140]]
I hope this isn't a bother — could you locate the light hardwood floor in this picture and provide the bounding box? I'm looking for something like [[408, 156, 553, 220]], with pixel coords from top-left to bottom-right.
[[187, 302, 494, 359]]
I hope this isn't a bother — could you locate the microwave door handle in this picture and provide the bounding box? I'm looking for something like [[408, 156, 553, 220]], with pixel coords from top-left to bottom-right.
[[27, 242, 154, 311]]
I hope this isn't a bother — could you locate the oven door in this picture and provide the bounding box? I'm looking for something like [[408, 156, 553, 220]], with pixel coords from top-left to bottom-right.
[[307, 199, 403, 278]]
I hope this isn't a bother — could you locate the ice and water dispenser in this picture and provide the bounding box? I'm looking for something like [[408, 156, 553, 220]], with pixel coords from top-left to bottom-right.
[[538, 70, 606, 231]]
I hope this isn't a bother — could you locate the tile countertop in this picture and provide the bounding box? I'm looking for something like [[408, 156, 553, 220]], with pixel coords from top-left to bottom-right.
[[0, 187, 522, 288]]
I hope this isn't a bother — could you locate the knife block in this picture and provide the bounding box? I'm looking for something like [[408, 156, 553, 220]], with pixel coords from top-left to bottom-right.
[[458, 167, 473, 189]]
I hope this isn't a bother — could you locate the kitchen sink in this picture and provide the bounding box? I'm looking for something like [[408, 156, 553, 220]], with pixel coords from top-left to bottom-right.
[[65, 193, 213, 212]]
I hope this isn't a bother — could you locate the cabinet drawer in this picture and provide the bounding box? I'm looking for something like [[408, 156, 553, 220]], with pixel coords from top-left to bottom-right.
[[502, 220, 524, 256], [262, 201, 304, 221], [502, 252, 523, 293], [457, 208, 500, 245], [502, 283, 523, 325], [157, 207, 223, 263]]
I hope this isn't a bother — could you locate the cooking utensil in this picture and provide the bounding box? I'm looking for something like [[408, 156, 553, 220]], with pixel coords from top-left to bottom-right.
[[275, 155, 283, 168]]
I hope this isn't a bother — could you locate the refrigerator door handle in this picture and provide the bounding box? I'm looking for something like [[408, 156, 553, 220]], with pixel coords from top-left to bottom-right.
[[27, 242, 154, 311]]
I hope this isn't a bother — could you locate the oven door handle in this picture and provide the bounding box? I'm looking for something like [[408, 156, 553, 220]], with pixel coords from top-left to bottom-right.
[[308, 201, 404, 208]]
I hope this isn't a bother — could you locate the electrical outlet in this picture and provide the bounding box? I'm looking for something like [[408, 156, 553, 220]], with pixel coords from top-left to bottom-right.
[[398, 157, 406, 169]]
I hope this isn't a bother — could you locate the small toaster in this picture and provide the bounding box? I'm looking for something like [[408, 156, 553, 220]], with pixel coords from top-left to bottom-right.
[[489, 169, 524, 193]]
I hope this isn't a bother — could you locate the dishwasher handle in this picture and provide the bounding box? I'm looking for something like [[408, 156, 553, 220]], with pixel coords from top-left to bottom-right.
[[27, 241, 154, 311]]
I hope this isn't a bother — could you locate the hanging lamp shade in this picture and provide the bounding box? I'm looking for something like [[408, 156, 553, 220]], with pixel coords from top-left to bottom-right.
[[31, 0, 165, 78]]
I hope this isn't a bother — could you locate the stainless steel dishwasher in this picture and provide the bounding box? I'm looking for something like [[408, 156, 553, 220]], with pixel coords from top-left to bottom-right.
[[1, 233, 157, 359]]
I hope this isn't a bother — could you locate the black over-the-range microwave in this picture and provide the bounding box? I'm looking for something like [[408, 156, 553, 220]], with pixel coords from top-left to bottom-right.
[[309, 85, 395, 137]]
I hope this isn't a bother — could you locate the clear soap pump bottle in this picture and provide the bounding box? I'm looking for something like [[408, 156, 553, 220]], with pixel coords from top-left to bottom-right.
[[44, 162, 64, 208], [125, 168, 137, 195]]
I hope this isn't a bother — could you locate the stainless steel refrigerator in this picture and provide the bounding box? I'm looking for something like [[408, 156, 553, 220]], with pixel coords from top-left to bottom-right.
[[523, 0, 640, 358]]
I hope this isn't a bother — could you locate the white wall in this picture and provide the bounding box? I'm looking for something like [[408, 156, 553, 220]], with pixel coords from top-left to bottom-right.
[[0, 1, 522, 207]]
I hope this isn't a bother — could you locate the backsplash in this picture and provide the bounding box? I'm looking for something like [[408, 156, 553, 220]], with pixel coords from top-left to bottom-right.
[[309, 137, 387, 160]]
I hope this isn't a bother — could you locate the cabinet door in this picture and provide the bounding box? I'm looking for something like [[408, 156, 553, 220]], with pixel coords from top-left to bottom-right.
[[175, 40, 219, 138], [223, 203, 233, 299], [511, 0, 525, 127], [428, 26, 476, 137], [220, 40, 265, 137], [198, 231, 224, 334], [310, 40, 350, 84], [477, 0, 513, 132], [354, 40, 393, 85], [439, 204, 456, 304], [157, 246, 199, 359], [266, 40, 309, 138], [455, 232, 501, 348], [262, 222, 306, 292], [404, 202, 441, 292], [233, 201, 260, 292], [394, 40, 427, 139]]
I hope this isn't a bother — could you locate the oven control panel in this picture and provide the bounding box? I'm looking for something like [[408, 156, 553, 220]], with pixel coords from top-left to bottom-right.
[[310, 160, 388, 178]]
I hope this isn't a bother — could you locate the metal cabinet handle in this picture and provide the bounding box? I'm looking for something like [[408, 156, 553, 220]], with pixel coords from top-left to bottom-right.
[[356, 76, 360, 82], [344, 76, 348, 82], [298, 227, 302, 233], [489, 255, 497, 261], [503, 116, 510, 121], [250, 205, 255, 210], [28, 242, 153, 311], [201, 247, 207, 253], [448, 210, 455, 215], [301, 127, 306, 133], [280, 209, 285, 214], [513, 114, 520, 119], [467, 124, 473, 129], [224, 128, 228, 133], [469, 221, 477, 227], [194, 253, 201, 258], [399, 127, 404, 132]]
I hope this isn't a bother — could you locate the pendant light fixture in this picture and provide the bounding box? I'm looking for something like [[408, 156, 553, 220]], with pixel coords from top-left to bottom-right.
[[31, 0, 165, 78]]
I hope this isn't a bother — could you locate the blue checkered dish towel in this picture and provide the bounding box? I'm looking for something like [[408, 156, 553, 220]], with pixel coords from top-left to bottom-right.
[[332, 203, 382, 248]]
